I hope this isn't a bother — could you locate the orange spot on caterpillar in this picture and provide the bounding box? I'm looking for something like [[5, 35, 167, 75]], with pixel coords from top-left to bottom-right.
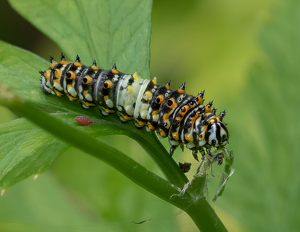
[[75, 116, 93, 125]]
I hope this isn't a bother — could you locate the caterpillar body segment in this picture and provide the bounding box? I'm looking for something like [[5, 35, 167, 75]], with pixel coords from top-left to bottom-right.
[[40, 54, 229, 161]]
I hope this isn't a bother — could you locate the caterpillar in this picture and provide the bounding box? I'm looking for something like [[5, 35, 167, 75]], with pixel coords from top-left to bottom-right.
[[40, 54, 229, 161]]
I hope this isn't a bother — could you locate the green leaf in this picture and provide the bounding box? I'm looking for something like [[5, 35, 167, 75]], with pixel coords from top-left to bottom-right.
[[212, 148, 234, 202], [0, 41, 49, 105], [0, 172, 102, 232], [0, 117, 68, 191], [218, 0, 300, 231], [9, 0, 152, 78]]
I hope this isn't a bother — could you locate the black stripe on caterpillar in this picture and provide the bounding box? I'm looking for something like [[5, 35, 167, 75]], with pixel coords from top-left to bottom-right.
[[40, 54, 229, 161]]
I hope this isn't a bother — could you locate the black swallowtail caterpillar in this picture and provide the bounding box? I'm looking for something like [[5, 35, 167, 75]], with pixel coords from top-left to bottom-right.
[[40, 53, 229, 161]]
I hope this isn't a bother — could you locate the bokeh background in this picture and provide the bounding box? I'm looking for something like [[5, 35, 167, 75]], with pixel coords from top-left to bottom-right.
[[0, 0, 299, 231]]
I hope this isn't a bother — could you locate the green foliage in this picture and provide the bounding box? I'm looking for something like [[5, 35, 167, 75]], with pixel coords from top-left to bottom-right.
[[0, 0, 229, 231], [220, 1, 300, 231], [9, 0, 152, 78], [1, 0, 298, 231], [0, 117, 67, 190]]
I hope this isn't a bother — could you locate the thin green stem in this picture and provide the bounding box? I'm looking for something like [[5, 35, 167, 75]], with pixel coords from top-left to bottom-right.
[[174, 165, 227, 232], [185, 198, 227, 232], [129, 133, 189, 188]]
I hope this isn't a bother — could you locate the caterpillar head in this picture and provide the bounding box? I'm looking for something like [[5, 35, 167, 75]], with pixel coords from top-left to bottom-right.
[[198, 110, 229, 148], [207, 121, 229, 147]]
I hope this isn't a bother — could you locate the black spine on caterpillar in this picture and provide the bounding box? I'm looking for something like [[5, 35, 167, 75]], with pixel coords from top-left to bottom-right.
[[40, 54, 229, 161]]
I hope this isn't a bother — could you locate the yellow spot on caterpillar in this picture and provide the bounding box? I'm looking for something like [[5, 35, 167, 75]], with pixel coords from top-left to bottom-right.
[[136, 120, 146, 126], [121, 114, 133, 120], [104, 95, 109, 101], [54, 69, 62, 79], [127, 86, 133, 92], [152, 77, 157, 85], [54, 90, 64, 96], [50, 62, 58, 68], [165, 82, 171, 89], [159, 128, 166, 137], [156, 95, 164, 104], [164, 121, 170, 129], [44, 70, 51, 81], [147, 122, 155, 131], [103, 108, 115, 113], [67, 95, 78, 101], [83, 75, 92, 84], [59, 60, 70, 65], [125, 101, 131, 106], [175, 117, 182, 125], [180, 105, 189, 114], [191, 115, 198, 124], [91, 65, 98, 70], [144, 91, 152, 100], [83, 90, 89, 96], [178, 88, 185, 94], [104, 80, 113, 89], [111, 69, 119, 74], [208, 116, 220, 124], [152, 110, 158, 116], [99, 106, 115, 113], [83, 102, 96, 107], [205, 106, 212, 113], [167, 98, 176, 108], [172, 132, 179, 140], [163, 113, 170, 120], [196, 96, 203, 104], [200, 133, 205, 140], [132, 71, 139, 79], [53, 79, 60, 86], [67, 71, 76, 79], [74, 62, 83, 67], [185, 134, 193, 141]]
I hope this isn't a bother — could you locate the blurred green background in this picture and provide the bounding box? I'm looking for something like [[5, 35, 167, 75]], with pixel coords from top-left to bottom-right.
[[0, 0, 299, 231]]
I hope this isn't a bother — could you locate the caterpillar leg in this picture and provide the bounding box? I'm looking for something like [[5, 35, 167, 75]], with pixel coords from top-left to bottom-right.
[[170, 145, 178, 157], [206, 148, 211, 156], [81, 103, 89, 109], [180, 143, 184, 152], [192, 149, 199, 162]]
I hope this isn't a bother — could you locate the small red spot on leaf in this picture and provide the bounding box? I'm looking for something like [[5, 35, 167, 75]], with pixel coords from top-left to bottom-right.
[[75, 116, 93, 125]]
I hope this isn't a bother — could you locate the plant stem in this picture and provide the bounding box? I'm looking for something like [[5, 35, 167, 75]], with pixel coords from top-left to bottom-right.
[[131, 133, 189, 187], [184, 198, 227, 232]]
